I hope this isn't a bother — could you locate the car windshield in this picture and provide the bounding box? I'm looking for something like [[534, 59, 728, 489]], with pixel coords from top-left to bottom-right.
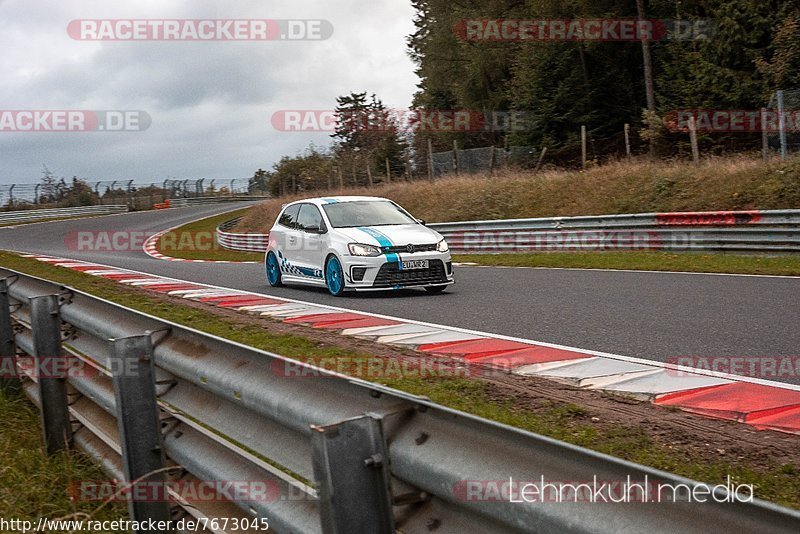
[[322, 201, 417, 228]]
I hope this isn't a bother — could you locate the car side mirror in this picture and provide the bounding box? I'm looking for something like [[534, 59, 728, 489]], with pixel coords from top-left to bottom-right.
[[417, 218, 426, 226], [305, 225, 325, 234]]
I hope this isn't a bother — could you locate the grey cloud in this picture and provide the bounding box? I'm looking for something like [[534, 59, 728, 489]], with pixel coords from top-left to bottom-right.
[[0, 0, 417, 183]]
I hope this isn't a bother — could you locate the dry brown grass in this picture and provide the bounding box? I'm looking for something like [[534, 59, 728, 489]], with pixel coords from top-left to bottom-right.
[[235, 155, 800, 232]]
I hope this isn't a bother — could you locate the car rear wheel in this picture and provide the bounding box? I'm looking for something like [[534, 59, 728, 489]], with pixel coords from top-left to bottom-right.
[[325, 255, 346, 296], [425, 285, 448, 294], [266, 252, 283, 287]]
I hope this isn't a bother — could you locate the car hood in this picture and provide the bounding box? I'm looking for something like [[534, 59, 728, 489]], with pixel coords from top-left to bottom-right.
[[332, 224, 443, 247]]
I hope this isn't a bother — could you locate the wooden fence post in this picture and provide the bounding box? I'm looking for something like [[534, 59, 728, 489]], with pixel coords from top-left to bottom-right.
[[453, 140, 459, 175], [761, 108, 769, 162], [624, 123, 631, 157], [427, 138, 434, 182], [688, 116, 699, 163], [534, 147, 547, 172], [581, 125, 587, 169]]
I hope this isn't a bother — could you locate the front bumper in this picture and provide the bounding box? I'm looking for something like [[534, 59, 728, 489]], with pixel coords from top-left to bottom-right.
[[342, 252, 454, 290]]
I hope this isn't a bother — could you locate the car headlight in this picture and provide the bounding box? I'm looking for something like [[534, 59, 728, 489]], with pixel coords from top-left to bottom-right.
[[348, 243, 382, 257], [437, 239, 449, 253]]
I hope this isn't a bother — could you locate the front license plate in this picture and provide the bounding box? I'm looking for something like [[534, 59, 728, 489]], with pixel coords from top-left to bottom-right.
[[401, 260, 429, 270]]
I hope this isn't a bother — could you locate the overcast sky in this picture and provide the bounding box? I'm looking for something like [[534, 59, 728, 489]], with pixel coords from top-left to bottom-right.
[[0, 0, 419, 184]]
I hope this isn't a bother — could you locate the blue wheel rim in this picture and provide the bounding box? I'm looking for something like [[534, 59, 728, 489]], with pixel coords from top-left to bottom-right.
[[326, 257, 343, 294], [267, 253, 280, 285]]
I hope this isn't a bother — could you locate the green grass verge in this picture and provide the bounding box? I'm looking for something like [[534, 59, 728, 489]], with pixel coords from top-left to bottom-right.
[[453, 251, 800, 276], [0, 388, 126, 529], [0, 251, 797, 509], [155, 207, 263, 262], [236, 155, 800, 231]]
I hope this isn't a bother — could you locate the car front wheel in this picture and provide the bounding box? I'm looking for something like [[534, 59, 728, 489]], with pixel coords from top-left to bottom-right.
[[325, 255, 346, 296]]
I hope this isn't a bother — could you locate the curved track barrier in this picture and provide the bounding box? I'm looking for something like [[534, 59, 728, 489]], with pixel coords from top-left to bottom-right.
[[0, 204, 128, 224], [169, 196, 269, 209], [216, 209, 800, 254], [217, 217, 270, 252], [1, 267, 799, 533]]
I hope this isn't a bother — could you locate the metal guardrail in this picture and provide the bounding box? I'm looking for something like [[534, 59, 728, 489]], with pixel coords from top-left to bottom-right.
[[0, 204, 128, 225], [216, 209, 800, 254], [1, 268, 799, 533], [169, 196, 269, 209], [0, 179, 263, 210], [217, 217, 270, 252]]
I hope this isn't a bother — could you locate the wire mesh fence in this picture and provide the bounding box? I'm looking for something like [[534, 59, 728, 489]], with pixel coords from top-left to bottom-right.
[[432, 146, 538, 177], [0, 178, 266, 211]]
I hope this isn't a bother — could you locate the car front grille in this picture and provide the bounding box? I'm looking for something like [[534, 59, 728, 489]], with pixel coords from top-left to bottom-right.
[[373, 260, 447, 288], [381, 243, 438, 254]]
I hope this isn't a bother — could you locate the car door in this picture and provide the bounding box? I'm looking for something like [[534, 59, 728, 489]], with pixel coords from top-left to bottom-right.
[[294, 203, 326, 280], [275, 204, 302, 274]]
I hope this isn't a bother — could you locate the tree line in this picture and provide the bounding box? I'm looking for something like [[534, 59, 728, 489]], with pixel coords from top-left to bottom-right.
[[408, 0, 800, 157], [254, 0, 800, 195]]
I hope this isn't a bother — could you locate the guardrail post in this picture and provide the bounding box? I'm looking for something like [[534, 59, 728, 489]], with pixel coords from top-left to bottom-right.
[[311, 415, 394, 534], [110, 334, 172, 529], [29, 294, 72, 454], [0, 279, 20, 394]]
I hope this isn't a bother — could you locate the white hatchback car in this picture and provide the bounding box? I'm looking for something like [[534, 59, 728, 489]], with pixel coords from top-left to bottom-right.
[[265, 196, 454, 296]]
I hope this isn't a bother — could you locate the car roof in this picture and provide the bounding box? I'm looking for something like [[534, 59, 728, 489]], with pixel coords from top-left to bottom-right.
[[283, 196, 391, 208]]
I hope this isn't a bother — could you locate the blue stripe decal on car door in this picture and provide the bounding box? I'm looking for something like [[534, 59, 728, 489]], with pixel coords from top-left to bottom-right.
[[358, 227, 400, 265]]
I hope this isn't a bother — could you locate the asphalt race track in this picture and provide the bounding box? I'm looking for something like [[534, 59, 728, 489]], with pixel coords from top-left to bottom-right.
[[1, 205, 798, 384]]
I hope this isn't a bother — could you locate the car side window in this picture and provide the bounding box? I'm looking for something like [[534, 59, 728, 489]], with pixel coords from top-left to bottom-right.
[[278, 204, 301, 229], [296, 204, 324, 232]]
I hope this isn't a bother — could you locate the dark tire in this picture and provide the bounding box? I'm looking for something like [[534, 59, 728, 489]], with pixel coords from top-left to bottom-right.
[[325, 255, 346, 296], [266, 252, 283, 287], [425, 285, 448, 294]]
